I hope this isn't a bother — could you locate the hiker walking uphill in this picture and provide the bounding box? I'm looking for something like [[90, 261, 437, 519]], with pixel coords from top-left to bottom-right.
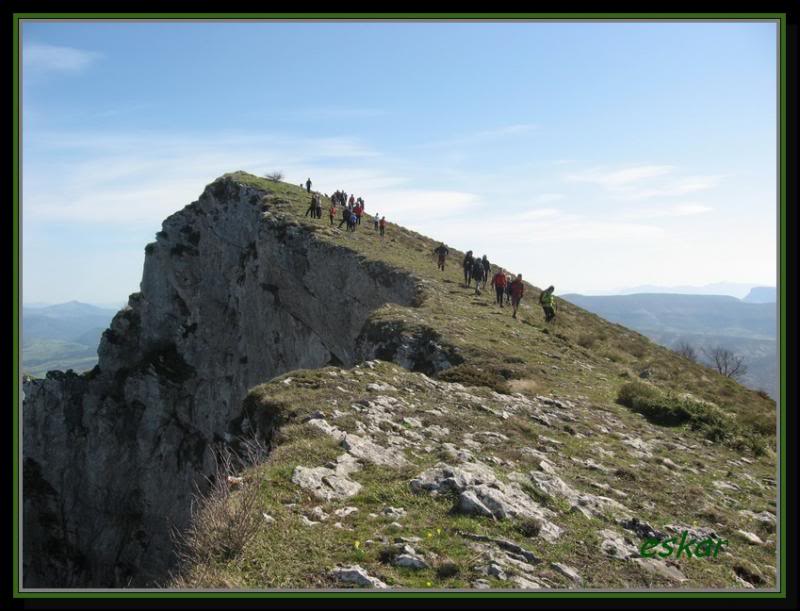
[[463, 250, 475, 287], [329, 202, 337, 225], [481, 255, 490, 289], [433, 243, 450, 271], [305, 178, 312, 193], [338, 205, 351, 229], [379, 216, 387, 237], [471, 257, 485, 295], [304, 193, 317, 218], [315, 194, 323, 219], [504, 272, 513, 305], [491, 268, 508, 306], [373, 212, 380, 231], [540, 285, 557, 322], [509, 274, 525, 319]]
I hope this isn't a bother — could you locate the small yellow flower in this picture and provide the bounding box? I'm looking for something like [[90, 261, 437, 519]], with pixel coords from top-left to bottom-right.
[[426, 581, 432, 587], [436, 528, 442, 535], [427, 531, 433, 538], [354, 541, 360, 549]]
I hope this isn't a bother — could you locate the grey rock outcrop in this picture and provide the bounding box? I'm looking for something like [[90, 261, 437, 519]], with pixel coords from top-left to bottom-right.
[[22, 176, 427, 587]]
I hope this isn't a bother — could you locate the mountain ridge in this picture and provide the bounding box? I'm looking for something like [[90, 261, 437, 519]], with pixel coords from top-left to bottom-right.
[[22, 172, 777, 590]]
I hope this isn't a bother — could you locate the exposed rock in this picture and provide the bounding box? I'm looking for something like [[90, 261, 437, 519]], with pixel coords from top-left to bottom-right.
[[342, 434, 408, 467], [292, 454, 363, 501], [550, 562, 582, 585], [393, 553, 428, 570], [382, 506, 407, 519], [631, 558, 688, 583], [22, 176, 422, 587], [330, 565, 388, 588], [736, 530, 765, 545], [334, 506, 359, 518], [599, 529, 639, 559]]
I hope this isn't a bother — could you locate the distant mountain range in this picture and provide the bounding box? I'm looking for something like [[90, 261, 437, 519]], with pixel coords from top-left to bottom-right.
[[561, 292, 778, 399], [569, 283, 776, 301], [742, 286, 776, 303], [22, 301, 118, 377]]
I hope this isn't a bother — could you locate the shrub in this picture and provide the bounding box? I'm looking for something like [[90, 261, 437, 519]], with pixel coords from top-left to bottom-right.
[[577, 334, 598, 349], [436, 364, 511, 394], [264, 171, 284, 182], [172, 440, 266, 567], [616, 382, 770, 454]]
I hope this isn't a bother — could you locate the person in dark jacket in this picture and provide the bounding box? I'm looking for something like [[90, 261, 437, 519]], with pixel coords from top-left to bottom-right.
[[471, 258, 485, 295], [433, 243, 450, 271], [463, 250, 474, 287], [481, 255, 490, 289], [305, 178, 312, 193]]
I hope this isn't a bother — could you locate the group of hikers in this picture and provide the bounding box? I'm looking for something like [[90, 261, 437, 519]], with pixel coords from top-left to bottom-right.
[[303, 178, 387, 236], [433, 244, 557, 323]]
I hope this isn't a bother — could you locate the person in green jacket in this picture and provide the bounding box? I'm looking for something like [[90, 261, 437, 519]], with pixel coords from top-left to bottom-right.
[[539, 285, 557, 322]]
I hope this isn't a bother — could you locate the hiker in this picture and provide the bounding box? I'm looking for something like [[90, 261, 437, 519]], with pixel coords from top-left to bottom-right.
[[354, 203, 363, 225], [509, 274, 524, 319], [471, 258, 485, 295], [348, 211, 358, 232], [433, 243, 449, 271], [491, 268, 507, 306], [463, 250, 474, 286], [329, 202, 337, 225], [338, 205, 350, 228], [379, 216, 386, 236], [481, 255, 490, 289], [306, 178, 312, 193], [373, 212, 380, 230], [504, 272, 513, 305], [349, 194, 356, 208], [359, 197, 365, 212], [540, 285, 557, 323], [304, 194, 316, 217], [315, 194, 323, 218]]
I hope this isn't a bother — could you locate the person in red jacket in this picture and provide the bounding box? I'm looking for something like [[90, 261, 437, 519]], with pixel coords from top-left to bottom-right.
[[509, 274, 524, 319], [354, 203, 363, 225], [329, 203, 337, 226], [379, 216, 386, 237], [491, 269, 508, 307]]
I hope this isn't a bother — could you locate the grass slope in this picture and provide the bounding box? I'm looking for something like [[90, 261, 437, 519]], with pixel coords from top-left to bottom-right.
[[169, 173, 777, 590]]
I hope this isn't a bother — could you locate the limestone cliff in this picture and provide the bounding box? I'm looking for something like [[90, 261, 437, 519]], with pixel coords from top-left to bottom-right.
[[23, 176, 426, 586]]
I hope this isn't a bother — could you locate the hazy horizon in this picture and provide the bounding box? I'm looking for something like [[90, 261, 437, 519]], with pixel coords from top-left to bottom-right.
[[21, 20, 778, 304]]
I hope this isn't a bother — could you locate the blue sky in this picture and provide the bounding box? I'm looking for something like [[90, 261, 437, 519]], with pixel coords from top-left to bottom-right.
[[21, 20, 778, 304]]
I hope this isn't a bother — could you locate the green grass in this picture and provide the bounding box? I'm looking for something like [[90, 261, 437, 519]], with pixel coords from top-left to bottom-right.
[[169, 173, 777, 590]]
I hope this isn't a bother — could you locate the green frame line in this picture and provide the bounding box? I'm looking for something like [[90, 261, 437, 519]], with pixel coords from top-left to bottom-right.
[[12, 12, 788, 600]]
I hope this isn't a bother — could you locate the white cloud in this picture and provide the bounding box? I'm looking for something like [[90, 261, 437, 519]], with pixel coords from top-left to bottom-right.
[[23, 43, 101, 73], [566, 165, 675, 187], [564, 163, 724, 201], [529, 193, 565, 205], [622, 202, 714, 219], [421, 123, 538, 150]]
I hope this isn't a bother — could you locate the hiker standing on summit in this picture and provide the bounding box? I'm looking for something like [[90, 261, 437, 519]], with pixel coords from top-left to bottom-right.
[[509, 274, 525, 319], [306, 178, 312, 193]]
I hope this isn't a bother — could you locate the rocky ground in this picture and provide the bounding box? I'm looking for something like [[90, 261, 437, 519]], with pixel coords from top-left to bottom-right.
[[172, 360, 777, 590]]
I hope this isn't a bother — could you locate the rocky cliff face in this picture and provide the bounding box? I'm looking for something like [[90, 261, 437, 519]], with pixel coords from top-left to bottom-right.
[[22, 177, 425, 586]]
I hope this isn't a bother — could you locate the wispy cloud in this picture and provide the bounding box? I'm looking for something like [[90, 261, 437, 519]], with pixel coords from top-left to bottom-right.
[[23, 43, 101, 73], [420, 123, 538, 150], [564, 164, 724, 201], [565, 165, 675, 187], [622, 203, 714, 219]]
